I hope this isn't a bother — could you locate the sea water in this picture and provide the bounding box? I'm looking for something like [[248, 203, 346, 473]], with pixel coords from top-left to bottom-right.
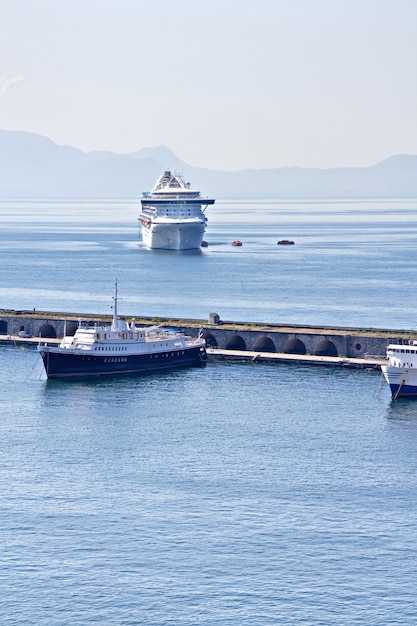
[[1, 199, 417, 625], [0, 198, 417, 328]]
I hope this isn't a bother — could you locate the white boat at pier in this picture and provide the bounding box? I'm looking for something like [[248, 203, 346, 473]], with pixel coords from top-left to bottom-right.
[[381, 342, 417, 399]]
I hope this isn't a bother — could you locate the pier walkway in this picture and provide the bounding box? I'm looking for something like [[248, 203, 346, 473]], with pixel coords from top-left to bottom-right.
[[0, 334, 60, 346], [207, 348, 385, 369]]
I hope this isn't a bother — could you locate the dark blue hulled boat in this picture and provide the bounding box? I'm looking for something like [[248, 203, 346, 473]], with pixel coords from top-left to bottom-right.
[[38, 283, 206, 380]]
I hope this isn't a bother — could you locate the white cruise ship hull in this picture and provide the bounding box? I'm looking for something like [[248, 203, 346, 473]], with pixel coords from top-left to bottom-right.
[[141, 220, 206, 251]]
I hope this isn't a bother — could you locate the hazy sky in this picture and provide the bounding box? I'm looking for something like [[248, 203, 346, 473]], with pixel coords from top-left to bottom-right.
[[1, 0, 416, 170]]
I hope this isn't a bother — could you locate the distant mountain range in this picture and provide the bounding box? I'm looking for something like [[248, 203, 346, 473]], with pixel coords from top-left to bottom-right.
[[0, 128, 416, 199]]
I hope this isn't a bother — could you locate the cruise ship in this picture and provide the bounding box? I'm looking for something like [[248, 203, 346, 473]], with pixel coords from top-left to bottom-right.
[[139, 171, 215, 250], [381, 342, 417, 399], [38, 283, 207, 380]]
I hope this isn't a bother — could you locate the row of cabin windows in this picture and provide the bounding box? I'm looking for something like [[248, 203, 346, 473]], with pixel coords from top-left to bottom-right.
[[94, 343, 170, 351], [100, 352, 185, 360], [391, 349, 417, 354], [96, 333, 145, 340], [151, 352, 185, 358], [91, 353, 185, 365], [160, 209, 201, 216]]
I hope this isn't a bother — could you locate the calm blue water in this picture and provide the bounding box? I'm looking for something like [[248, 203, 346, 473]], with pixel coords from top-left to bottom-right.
[[1, 199, 417, 625], [0, 198, 417, 328]]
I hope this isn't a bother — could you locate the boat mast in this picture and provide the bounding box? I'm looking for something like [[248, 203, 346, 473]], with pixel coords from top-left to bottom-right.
[[111, 280, 119, 331]]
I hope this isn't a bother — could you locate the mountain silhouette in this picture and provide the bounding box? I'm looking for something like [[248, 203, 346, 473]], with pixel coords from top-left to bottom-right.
[[0, 129, 416, 199]]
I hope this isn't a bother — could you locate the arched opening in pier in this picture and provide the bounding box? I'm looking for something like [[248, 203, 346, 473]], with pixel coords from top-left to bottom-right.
[[314, 339, 338, 357], [284, 338, 307, 355], [225, 334, 247, 351], [201, 331, 217, 348], [253, 336, 276, 353], [39, 324, 57, 339]]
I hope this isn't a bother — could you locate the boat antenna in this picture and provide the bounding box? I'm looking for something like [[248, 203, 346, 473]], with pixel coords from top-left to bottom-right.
[[111, 280, 118, 331]]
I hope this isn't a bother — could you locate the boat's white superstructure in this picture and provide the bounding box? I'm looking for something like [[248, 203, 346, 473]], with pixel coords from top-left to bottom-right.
[[381, 342, 417, 399], [139, 171, 215, 250], [38, 283, 207, 379]]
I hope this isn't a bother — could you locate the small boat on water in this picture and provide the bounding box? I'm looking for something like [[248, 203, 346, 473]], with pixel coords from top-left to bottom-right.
[[277, 239, 295, 245], [38, 283, 207, 380], [232, 240, 242, 247], [381, 342, 417, 399], [139, 171, 215, 250]]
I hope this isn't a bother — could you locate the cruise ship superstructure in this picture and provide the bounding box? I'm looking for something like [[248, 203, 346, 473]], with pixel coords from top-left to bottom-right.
[[139, 171, 215, 250]]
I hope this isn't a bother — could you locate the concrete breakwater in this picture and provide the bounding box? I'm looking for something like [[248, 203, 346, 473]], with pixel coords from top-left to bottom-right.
[[0, 308, 413, 362]]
